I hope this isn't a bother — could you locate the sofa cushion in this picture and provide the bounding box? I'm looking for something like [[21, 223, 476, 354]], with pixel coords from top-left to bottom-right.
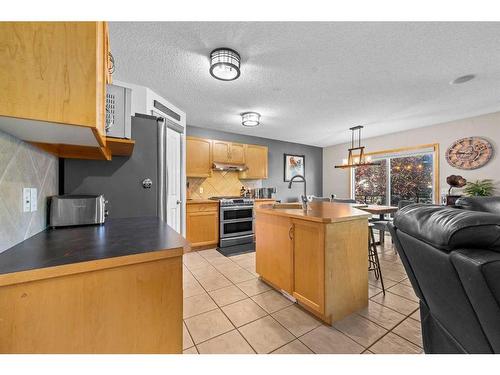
[[456, 196, 500, 215], [394, 204, 500, 252]]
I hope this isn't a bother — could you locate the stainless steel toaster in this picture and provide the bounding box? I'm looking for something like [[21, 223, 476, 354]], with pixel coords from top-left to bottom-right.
[[49, 195, 108, 228]]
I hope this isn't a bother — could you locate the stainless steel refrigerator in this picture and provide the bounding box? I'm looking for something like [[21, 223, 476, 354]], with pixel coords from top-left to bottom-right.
[[63, 114, 184, 232]]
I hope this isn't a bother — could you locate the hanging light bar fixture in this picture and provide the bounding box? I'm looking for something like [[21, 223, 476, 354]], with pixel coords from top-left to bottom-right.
[[334, 126, 379, 169]]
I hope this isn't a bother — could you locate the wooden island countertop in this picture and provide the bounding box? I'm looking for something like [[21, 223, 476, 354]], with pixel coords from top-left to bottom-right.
[[255, 201, 371, 223], [255, 201, 370, 324]]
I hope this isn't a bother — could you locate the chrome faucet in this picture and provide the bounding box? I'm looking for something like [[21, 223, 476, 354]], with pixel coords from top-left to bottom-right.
[[288, 174, 308, 210]]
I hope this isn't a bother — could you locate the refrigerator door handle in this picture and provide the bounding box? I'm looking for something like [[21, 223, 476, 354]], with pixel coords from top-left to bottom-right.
[[157, 117, 166, 222]]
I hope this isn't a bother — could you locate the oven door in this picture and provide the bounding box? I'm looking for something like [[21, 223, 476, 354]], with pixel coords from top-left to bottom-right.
[[220, 206, 254, 221], [220, 218, 254, 239]]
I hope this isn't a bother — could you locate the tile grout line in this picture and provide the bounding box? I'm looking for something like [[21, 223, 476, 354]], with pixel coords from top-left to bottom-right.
[[186, 250, 308, 353], [184, 255, 258, 353], [186, 248, 422, 354]]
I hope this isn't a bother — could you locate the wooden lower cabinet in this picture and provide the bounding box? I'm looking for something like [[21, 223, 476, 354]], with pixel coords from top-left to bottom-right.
[[186, 203, 219, 248], [0, 255, 182, 353], [255, 213, 293, 294], [292, 219, 325, 314], [256, 212, 368, 324]]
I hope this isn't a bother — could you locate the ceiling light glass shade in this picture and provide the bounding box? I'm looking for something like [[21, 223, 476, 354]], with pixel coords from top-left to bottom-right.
[[241, 112, 260, 127], [209, 48, 241, 81]]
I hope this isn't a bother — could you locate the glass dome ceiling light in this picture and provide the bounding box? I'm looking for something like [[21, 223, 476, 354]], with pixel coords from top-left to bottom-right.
[[209, 48, 241, 81], [241, 112, 260, 127]]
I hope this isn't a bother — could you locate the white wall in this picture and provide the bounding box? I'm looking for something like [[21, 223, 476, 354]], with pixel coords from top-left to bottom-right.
[[323, 111, 500, 200]]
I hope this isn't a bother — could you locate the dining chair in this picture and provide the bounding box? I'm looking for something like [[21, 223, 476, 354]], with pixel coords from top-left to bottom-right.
[[310, 196, 331, 202], [371, 199, 416, 245]]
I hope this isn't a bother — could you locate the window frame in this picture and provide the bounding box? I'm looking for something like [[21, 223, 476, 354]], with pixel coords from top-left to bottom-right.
[[349, 143, 440, 205]]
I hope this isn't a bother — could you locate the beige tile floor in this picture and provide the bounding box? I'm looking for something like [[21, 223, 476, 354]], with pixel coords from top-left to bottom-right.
[[182, 240, 423, 354]]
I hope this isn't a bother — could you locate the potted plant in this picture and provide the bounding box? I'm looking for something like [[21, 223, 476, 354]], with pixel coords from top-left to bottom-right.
[[464, 179, 495, 197]]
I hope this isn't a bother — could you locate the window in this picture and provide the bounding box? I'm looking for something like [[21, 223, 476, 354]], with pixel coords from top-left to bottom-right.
[[352, 145, 438, 206]]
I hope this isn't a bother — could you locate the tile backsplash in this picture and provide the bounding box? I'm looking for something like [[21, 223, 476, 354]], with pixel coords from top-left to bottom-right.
[[187, 171, 261, 199], [0, 130, 58, 253]]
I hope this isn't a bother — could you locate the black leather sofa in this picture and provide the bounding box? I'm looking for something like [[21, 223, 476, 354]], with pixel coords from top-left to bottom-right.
[[388, 197, 500, 354]]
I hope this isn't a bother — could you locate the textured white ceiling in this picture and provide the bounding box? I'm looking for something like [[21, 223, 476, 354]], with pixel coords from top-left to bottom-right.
[[109, 22, 500, 147]]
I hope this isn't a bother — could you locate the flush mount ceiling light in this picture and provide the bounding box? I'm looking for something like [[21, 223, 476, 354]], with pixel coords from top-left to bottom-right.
[[209, 48, 241, 81], [241, 112, 260, 127], [450, 74, 476, 85]]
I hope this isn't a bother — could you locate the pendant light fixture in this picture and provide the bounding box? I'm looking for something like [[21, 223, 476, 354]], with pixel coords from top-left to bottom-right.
[[241, 112, 260, 127], [209, 48, 241, 81], [334, 126, 379, 169]]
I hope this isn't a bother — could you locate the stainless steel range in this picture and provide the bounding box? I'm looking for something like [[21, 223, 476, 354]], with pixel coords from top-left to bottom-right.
[[209, 196, 255, 255]]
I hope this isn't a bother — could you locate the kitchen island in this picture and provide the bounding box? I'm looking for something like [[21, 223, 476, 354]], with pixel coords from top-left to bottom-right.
[[0, 217, 188, 354], [255, 202, 371, 324]]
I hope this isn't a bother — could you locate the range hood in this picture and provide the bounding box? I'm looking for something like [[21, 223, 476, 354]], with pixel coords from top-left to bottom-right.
[[212, 162, 248, 172]]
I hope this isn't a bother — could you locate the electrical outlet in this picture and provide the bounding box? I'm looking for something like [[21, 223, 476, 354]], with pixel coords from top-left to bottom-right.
[[199, 187, 204, 194], [23, 188, 31, 212], [30, 188, 37, 212]]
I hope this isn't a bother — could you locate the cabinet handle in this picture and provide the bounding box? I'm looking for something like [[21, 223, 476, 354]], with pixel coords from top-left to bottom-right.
[[288, 225, 294, 240]]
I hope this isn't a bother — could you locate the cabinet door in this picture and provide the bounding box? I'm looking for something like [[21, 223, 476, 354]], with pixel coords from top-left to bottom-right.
[[212, 141, 231, 163], [187, 137, 212, 177], [0, 22, 103, 128], [186, 208, 219, 247], [239, 144, 268, 179], [255, 212, 293, 293], [229, 143, 245, 164], [292, 219, 325, 314]]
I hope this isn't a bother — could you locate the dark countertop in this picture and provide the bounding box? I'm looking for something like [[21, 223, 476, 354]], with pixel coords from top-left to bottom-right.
[[0, 217, 188, 279]]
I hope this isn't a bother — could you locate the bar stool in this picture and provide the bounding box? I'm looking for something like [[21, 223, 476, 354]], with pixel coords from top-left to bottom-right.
[[368, 223, 385, 294]]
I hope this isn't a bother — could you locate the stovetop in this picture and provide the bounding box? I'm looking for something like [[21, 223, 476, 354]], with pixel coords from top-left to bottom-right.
[[209, 196, 244, 200], [209, 196, 254, 206]]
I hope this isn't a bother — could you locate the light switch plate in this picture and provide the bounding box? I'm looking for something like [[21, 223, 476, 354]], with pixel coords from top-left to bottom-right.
[[30, 188, 37, 212], [23, 188, 31, 212]]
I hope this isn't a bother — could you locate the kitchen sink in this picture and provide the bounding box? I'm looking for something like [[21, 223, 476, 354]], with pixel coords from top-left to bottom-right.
[[272, 202, 303, 209]]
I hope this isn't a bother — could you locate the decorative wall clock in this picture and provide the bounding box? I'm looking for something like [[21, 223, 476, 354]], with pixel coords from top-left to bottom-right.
[[445, 137, 493, 170]]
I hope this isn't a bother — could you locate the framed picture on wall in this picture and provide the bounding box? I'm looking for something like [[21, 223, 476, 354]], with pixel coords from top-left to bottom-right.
[[284, 154, 305, 182]]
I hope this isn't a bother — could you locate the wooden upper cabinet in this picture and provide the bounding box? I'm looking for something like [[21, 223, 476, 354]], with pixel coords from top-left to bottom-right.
[[186, 137, 212, 177], [212, 140, 245, 164], [212, 140, 231, 163], [0, 22, 115, 159], [229, 142, 245, 164], [187, 136, 267, 177], [240, 144, 268, 179]]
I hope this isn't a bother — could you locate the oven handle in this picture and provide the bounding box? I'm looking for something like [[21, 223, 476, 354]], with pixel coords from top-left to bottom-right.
[[221, 218, 254, 224], [220, 206, 254, 211], [220, 230, 255, 239]]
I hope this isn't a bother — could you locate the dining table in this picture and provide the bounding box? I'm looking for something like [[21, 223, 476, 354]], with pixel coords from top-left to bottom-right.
[[356, 204, 399, 220], [355, 204, 399, 245]]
